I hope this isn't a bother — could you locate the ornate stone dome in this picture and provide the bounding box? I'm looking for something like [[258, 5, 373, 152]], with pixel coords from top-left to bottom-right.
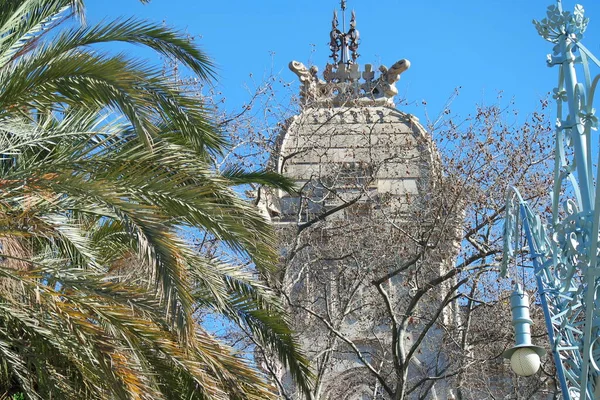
[[266, 105, 437, 224]]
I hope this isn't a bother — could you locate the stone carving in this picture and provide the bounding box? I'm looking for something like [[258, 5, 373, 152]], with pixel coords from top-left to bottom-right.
[[323, 62, 361, 82], [377, 59, 411, 97], [289, 59, 411, 107], [289, 61, 323, 103], [362, 64, 375, 82], [289, 61, 320, 84]]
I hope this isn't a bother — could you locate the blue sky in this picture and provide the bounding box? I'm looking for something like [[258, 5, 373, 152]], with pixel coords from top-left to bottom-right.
[[86, 0, 600, 123]]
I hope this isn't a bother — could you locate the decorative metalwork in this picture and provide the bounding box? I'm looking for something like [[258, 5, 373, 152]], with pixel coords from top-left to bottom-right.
[[348, 11, 360, 63], [502, 2, 600, 398], [329, 1, 359, 65], [329, 10, 342, 64]]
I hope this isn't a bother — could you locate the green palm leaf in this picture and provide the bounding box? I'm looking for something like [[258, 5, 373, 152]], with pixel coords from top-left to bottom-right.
[[0, 1, 312, 398]]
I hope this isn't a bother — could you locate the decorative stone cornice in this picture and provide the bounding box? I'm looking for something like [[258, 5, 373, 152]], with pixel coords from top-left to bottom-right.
[[289, 59, 410, 107]]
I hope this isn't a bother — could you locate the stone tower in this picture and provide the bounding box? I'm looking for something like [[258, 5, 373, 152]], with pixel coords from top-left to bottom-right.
[[260, 4, 460, 399]]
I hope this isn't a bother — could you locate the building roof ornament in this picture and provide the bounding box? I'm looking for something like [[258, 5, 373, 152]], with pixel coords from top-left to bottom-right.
[[290, 1, 410, 107], [329, 1, 359, 65]]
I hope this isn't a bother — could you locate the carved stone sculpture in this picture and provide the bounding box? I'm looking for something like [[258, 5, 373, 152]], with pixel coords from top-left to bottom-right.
[[289, 59, 410, 106], [377, 59, 411, 97]]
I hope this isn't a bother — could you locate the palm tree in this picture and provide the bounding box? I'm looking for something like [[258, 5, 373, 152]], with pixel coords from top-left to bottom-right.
[[0, 1, 311, 399]]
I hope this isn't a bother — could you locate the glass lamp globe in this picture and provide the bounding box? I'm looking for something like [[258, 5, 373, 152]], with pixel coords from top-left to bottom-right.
[[510, 347, 541, 376]]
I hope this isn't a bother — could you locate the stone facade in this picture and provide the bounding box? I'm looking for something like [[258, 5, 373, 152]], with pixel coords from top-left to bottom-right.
[[259, 74, 461, 400], [259, 6, 461, 399]]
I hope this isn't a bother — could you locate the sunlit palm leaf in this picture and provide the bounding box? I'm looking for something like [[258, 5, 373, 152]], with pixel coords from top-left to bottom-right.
[[0, 1, 312, 398]]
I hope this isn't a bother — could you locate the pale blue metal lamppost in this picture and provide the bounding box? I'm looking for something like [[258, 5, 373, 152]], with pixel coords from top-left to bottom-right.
[[503, 284, 545, 377], [502, 1, 600, 399]]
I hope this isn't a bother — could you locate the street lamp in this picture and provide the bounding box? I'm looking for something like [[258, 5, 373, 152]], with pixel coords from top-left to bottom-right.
[[502, 285, 544, 377], [502, 1, 600, 398]]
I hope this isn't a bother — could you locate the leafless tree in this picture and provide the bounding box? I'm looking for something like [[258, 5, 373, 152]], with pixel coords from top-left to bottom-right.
[[251, 91, 558, 400], [169, 53, 559, 398]]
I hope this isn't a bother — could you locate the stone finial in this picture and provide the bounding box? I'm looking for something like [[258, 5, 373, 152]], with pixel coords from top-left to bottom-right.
[[289, 59, 411, 107]]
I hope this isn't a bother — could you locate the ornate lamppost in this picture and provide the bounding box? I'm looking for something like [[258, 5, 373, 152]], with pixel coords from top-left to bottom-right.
[[502, 2, 600, 398]]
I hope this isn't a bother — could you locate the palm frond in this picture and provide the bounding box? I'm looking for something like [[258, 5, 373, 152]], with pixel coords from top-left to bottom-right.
[[221, 165, 298, 193], [0, 1, 313, 397]]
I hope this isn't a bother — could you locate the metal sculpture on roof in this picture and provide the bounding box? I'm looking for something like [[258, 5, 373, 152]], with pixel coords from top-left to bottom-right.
[[502, 2, 600, 398], [329, 0, 359, 65]]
